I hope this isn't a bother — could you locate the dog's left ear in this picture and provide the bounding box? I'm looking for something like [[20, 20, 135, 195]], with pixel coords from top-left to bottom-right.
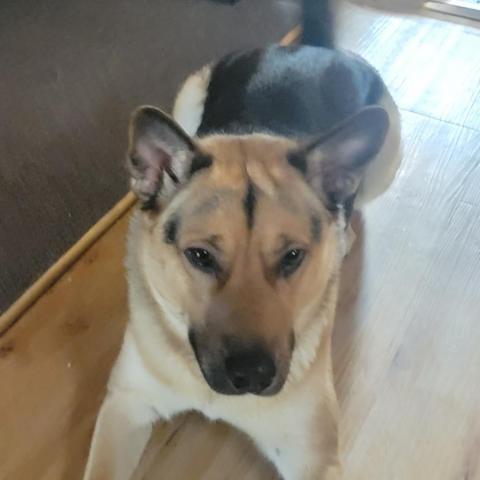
[[289, 106, 390, 211], [127, 106, 202, 209]]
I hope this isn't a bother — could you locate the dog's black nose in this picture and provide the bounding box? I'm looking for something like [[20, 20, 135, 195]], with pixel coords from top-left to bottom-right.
[[224, 346, 276, 394]]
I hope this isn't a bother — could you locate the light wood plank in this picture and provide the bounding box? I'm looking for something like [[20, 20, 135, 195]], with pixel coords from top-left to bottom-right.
[[335, 110, 480, 480], [339, 2, 480, 131]]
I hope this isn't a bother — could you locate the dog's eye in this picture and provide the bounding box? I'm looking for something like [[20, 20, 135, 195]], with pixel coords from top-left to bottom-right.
[[278, 248, 306, 277], [184, 248, 220, 275]]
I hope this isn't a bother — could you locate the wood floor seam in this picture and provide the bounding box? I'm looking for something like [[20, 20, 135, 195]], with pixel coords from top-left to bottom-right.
[[397, 106, 480, 132]]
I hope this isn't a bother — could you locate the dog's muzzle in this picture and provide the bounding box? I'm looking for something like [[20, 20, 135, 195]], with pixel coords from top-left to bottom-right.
[[188, 330, 284, 396]]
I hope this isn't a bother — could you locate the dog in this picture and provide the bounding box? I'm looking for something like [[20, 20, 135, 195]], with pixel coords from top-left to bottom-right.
[[83, 1, 401, 478]]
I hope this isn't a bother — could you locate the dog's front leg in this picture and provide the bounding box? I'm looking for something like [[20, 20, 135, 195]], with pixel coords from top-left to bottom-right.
[[266, 433, 341, 480], [262, 427, 342, 480], [249, 390, 342, 480], [83, 391, 157, 480]]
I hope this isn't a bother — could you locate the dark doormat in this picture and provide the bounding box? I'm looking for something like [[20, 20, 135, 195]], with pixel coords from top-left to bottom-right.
[[0, 0, 299, 313]]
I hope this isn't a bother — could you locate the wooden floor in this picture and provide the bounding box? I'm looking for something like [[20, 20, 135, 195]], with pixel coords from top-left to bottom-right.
[[1, 5, 480, 480]]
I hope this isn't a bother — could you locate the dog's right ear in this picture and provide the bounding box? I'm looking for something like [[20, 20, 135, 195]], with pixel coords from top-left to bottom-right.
[[127, 106, 200, 210]]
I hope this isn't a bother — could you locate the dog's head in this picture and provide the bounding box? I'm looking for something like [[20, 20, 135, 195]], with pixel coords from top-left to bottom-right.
[[127, 106, 388, 396]]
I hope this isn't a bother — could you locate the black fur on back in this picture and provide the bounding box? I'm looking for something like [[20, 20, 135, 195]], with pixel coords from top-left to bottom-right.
[[197, 46, 385, 139], [196, 0, 385, 141]]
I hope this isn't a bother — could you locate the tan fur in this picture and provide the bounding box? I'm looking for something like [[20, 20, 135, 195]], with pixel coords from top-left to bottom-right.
[[83, 132, 349, 480]]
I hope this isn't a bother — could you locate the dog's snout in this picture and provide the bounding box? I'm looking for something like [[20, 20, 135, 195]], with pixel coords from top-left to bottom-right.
[[189, 328, 289, 396], [224, 346, 276, 395]]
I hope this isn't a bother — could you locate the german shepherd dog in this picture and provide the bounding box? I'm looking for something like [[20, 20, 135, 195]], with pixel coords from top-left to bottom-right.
[[83, 1, 401, 478]]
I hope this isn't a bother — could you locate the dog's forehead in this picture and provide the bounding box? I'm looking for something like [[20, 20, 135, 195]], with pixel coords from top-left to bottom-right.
[[181, 135, 306, 216], [171, 161, 324, 250], [196, 133, 298, 188], [164, 134, 326, 244]]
